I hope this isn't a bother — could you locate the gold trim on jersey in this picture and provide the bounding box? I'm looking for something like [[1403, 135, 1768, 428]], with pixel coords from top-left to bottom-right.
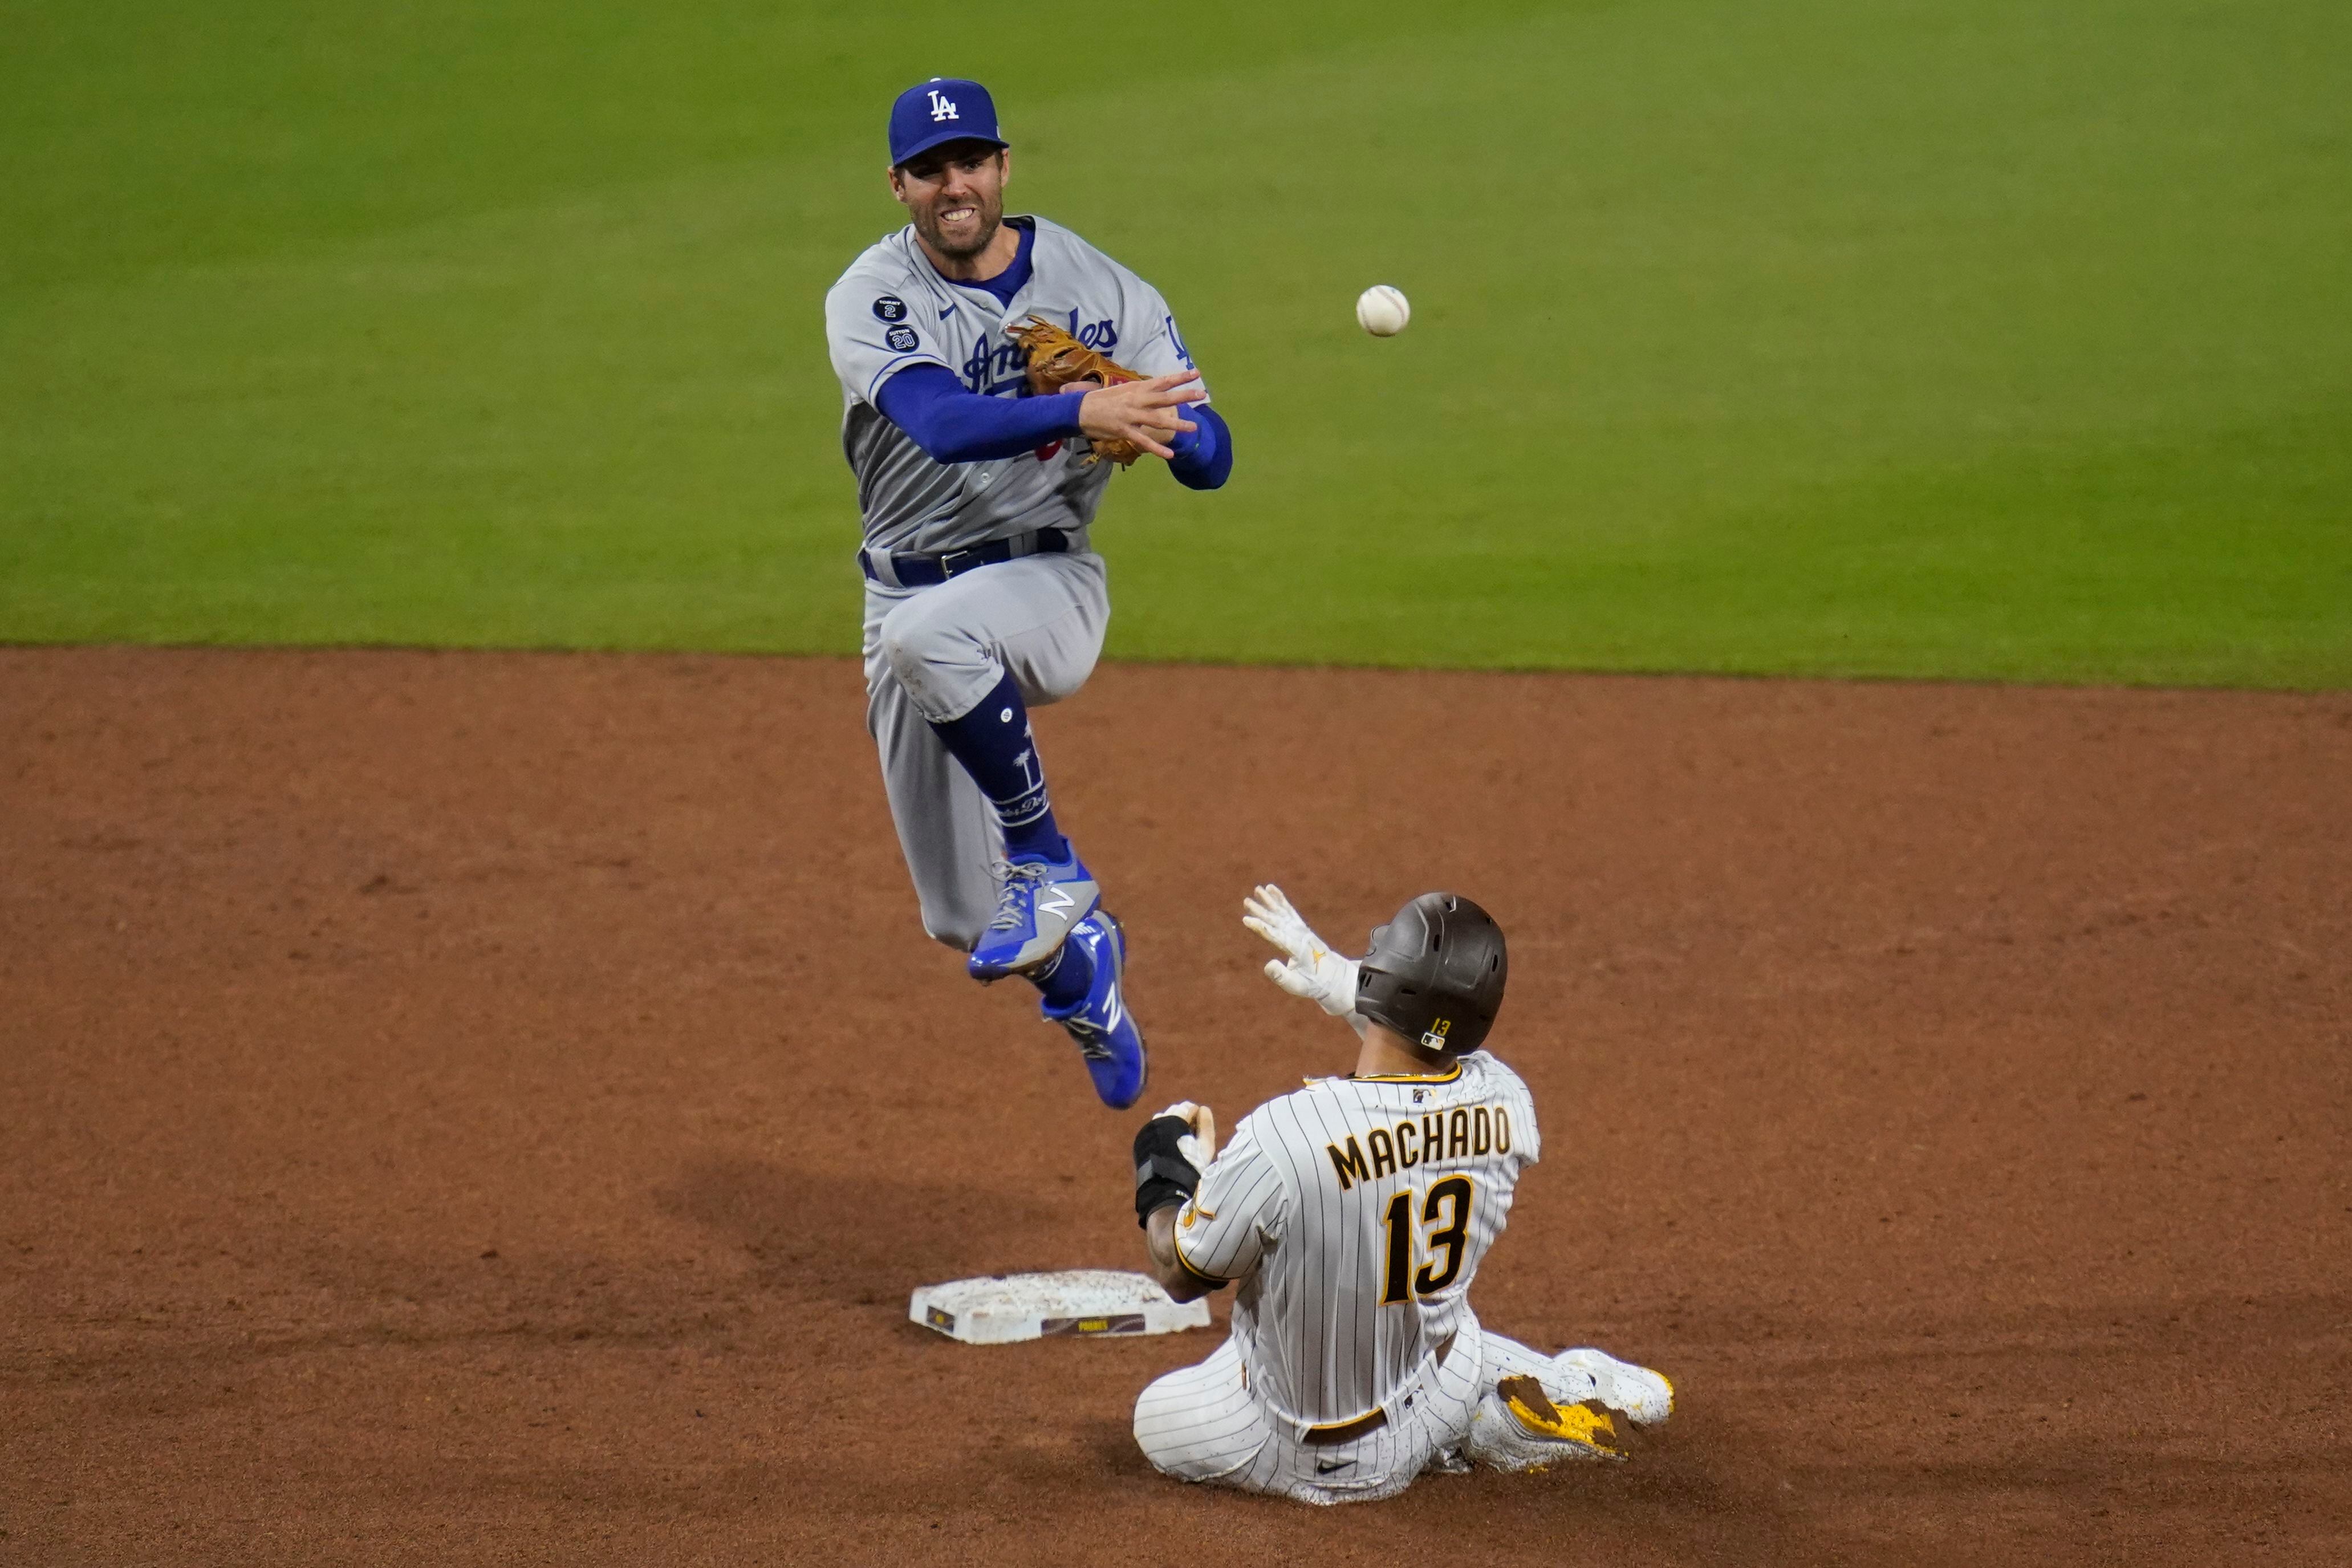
[[1302, 1407, 1390, 1444], [1350, 1063, 1465, 1085], [1171, 1241, 1229, 1288]]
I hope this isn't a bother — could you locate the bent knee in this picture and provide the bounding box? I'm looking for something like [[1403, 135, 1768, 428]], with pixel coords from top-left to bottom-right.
[[878, 615, 951, 683], [1134, 1386, 1267, 1484], [1134, 1429, 1264, 1486], [1019, 647, 1098, 709]]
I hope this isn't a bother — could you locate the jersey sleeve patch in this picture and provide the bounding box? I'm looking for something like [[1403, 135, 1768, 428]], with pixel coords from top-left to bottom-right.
[[827, 263, 950, 404]]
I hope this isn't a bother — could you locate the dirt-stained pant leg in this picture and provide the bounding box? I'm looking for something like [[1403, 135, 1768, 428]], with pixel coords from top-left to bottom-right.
[[862, 550, 1109, 951]]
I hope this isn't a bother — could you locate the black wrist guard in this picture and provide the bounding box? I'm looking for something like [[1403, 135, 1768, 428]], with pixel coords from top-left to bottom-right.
[[1134, 1114, 1201, 1228]]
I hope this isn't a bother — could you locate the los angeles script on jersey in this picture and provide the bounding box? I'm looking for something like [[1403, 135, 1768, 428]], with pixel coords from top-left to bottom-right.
[[961, 314, 1120, 395], [1325, 1105, 1512, 1192]]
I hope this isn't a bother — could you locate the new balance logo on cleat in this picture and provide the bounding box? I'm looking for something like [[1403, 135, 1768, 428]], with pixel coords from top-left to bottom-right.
[[968, 850, 1100, 979], [1041, 910, 1146, 1109]]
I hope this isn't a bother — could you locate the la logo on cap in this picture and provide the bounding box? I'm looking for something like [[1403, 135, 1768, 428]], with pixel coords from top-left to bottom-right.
[[927, 88, 959, 122]]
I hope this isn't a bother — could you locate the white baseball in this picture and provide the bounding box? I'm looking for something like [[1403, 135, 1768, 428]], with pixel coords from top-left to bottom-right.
[[1355, 284, 1411, 338]]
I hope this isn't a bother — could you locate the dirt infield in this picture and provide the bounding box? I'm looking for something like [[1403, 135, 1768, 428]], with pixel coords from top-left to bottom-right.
[[3, 647, 2347, 1566]]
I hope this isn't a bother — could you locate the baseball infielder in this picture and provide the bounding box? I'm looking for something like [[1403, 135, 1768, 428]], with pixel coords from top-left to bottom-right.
[[1126, 887, 1674, 1505], [825, 78, 1230, 1110]]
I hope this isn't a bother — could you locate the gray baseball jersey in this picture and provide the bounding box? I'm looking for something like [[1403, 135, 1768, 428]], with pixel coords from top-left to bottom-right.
[[824, 216, 1205, 556], [1170, 1051, 1542, 1435]]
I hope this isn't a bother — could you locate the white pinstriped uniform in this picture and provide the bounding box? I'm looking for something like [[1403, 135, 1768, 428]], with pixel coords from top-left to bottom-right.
[[1134, 1051, 1585, 1504]]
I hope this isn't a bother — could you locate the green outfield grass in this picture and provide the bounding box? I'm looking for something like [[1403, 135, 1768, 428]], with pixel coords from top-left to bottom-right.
[[3, 0, 2347, 685]]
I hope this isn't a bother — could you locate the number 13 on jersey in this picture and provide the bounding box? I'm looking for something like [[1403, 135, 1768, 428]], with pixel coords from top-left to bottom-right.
[[1380, 1175, 1474, 1303]]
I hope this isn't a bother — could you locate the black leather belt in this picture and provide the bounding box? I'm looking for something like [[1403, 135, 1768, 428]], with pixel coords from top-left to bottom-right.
[[859, 527, 1071, 589]]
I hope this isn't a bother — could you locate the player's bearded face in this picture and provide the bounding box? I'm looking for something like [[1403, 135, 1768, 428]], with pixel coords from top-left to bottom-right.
[[893, 146, 1008, 261]]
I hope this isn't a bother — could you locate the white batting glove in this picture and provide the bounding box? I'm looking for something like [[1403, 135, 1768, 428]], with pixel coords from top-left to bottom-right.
[[1242, 884, 1370, 1036]]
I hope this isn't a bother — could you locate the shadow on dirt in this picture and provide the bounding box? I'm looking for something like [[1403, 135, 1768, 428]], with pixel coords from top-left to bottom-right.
[[657, 1155, 1073, 1306]]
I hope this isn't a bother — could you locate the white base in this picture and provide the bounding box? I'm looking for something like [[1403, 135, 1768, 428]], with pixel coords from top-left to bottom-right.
[[910, 1269, 1213, 1344]]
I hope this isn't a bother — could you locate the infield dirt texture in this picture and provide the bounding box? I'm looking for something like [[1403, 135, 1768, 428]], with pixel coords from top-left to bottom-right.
[[5, 648, 2349, 1565]]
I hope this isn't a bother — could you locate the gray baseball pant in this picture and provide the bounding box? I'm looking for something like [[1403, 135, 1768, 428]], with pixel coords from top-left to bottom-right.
[[861, 547, 1109, 951]]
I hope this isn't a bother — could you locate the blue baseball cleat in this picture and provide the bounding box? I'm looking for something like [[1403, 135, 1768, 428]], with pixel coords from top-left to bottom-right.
[[1042, 910, 1147, 1109], [968, 846, 1101, 980]]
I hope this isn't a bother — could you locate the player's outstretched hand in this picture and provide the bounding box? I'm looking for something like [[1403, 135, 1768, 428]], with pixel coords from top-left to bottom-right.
[[1244, 884, 1368, 1032], [1078, 369, 1201, 461], [1153, 1100, 1218, 1169]]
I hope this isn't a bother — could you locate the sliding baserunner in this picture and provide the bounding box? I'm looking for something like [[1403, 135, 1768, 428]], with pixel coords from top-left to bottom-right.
[[1127, 886, 1674, 1504]]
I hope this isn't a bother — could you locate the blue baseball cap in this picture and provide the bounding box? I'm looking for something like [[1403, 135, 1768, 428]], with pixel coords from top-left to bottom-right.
[[888, 78, 1009, 168]]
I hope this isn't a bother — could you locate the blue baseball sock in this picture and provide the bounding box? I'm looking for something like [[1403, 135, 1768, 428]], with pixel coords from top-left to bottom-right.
[[928, 672, 1069, 862], [1029, 922, 1096, 1008]]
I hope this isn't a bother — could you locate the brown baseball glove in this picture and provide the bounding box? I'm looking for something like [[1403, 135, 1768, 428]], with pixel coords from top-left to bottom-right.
[[1005, 314, 1148, 466]]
